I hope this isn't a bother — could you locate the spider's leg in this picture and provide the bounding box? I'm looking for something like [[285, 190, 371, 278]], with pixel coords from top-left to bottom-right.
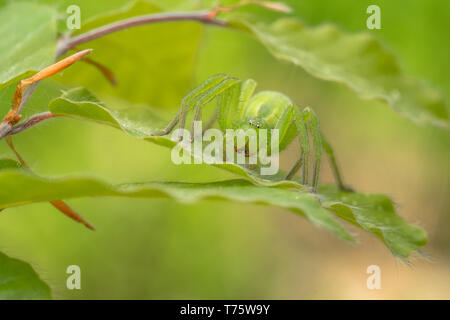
[[188, 77, 241, 140], [217, 82, 240, 129], [287, 105, 309, 185], [213, 79, 256, 161], [304, 107, 323, 192], [151, 111, 181, 136], [218, 79, 257, 128], [190, 101, 204, 141], [180, 75, 236, 140], [286, 157, 302, 180], [322, 135, 350, 191], [151, 74, 230, 137], [202, 110, 218, 135], [267, 104, 295, 173]]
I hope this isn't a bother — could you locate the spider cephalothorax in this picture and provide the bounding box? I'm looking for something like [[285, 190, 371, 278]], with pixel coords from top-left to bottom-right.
[[152, 74, 347, 192]]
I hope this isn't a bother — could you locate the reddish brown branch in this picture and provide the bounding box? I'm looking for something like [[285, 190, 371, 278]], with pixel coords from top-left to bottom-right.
[[57, 11, 227, 55], [8, 112, 59, 136]]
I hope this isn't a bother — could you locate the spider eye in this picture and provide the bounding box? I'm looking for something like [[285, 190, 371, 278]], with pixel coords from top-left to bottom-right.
[[248, 119, 262, 128]]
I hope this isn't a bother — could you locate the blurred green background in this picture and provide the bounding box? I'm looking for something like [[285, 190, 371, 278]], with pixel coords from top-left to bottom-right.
[[0, 0, 449, 299]]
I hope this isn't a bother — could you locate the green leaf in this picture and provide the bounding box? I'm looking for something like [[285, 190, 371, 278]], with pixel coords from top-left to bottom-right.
[[226, 15, 449, 129], [0, 170, 352, 242], [0, 158, 21, 171], [0, 251, 51, 300], [0, 2, 57, 89], [0, 158, 21, 213], [319, 185, 427, 259], [0, 168, 428, 257], [46, 87, 427, 257]]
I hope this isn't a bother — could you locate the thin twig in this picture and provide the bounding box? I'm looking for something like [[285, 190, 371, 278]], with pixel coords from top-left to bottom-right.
[[0, 123, 12, 139], [0, 50, 93, 140], [57, 11, 227, 56], [8, 112, 58, 136]]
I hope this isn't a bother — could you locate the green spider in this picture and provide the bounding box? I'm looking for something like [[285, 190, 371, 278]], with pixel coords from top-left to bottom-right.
[[152, 74, 347, 192]]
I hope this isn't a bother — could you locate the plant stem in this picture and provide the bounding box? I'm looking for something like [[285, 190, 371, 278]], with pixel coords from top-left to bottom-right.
[[0, 123, 12, 140], [8, 112, 58, 135], [57, 11, 227, 56]]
